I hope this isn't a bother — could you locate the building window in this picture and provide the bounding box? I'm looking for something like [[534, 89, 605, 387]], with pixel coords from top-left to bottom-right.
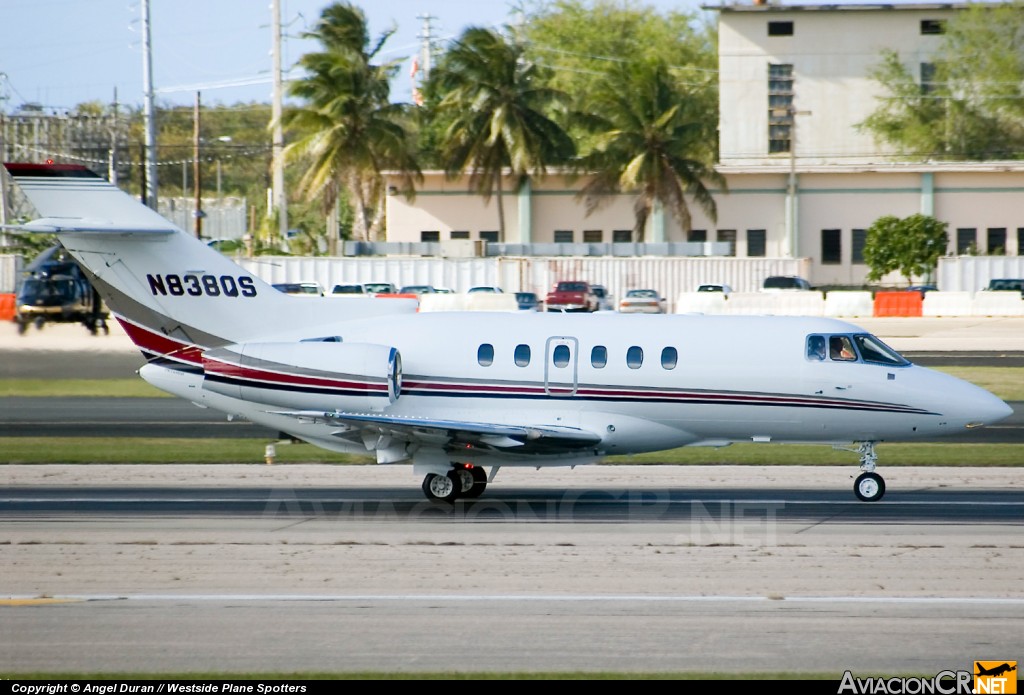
[[920, 62, 938, 95], [988, 228, 1007, 255], [591, 345, 608, 368], [957, 228, 977, 254], [717, 229, 736, 257], [768, 64, 794, 154], [689, 229, 707, 243], [921, 19, 946, 35], [768, 21, 793, 36], [479, 231, 498, 243], [661, 347, 678, 370], [1018, 228, 1024, 256], [450, 230, 470, 240], [553, 230, 574, 243], [852, 229, 867, 264], [612, 230, 632, 243], [477, 344, 494, 367], [514, 344, 531, 367], [420, 231, 440, 242], [583, 229, 603, 243], [626, 346, 643, 369], [822, 229, 842, 265], [747, 229, 766, 257]]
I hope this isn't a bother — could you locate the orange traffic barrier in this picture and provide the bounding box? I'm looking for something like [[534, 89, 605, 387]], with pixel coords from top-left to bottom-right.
[[0, 293, 15, 321], [873, 291, 923, 317]]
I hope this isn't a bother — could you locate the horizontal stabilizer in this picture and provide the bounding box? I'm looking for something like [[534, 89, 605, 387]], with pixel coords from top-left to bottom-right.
[[3, 162, 180, 234]]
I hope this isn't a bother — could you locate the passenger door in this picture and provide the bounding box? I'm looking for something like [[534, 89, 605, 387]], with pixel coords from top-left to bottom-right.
[[544, 336, 579, 396]]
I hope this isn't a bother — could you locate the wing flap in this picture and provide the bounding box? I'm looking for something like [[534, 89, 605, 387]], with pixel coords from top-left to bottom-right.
[[271, 410, 603, 452]]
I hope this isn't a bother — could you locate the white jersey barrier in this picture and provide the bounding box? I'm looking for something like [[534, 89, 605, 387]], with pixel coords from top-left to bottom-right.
[[824, 291, 875, 318], [418, 293, 519, 312]]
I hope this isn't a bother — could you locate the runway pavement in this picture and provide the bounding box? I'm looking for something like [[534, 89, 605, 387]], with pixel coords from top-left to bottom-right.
[[2, 316, 1023, 676]]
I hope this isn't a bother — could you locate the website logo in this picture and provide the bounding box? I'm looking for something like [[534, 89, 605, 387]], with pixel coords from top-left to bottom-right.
[[974, 662, 1017, 694]]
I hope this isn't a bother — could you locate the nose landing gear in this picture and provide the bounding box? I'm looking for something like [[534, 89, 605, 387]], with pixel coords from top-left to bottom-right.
[[852, 442, 885, 502]]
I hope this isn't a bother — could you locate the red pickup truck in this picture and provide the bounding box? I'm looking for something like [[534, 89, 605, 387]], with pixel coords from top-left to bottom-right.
[[545, 281, 599, 312]]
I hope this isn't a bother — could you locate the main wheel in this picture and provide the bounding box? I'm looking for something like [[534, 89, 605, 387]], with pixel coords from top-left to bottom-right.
[[854, 472, 885, 502], [463, 466, 487, 499], [422, 471, 460, 503]]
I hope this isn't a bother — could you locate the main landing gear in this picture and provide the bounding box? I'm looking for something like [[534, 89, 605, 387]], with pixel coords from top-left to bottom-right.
[[421, 464, 488, 502], [852, 441, 885, 502]]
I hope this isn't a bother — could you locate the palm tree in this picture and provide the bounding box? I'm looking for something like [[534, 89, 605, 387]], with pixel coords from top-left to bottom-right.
[[431, 27, 574, 239], [577, 58, 724, 241], [283, 2, 420, 243]]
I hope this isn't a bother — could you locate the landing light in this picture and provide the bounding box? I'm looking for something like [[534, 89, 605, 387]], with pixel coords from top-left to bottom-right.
[[964, 422, 986, 429]]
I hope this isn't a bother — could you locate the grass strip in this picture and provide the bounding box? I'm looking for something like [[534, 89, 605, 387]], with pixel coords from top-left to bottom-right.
[[2, 437, 1022, 466]]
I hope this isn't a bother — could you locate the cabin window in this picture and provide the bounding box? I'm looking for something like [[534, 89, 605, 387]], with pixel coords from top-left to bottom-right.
[[514, 344, 531, 367], [661, 347, 678, 370], [807, 335, 826, 361], [552, 344, 570, 368], [477, 344, 494, 366], [829, 336, 858, 362], [627, 346, 643, 369], [591, 345, 608, 368]]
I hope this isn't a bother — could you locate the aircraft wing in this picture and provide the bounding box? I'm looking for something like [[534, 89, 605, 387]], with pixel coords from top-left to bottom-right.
[[273, 409, 603, 453]]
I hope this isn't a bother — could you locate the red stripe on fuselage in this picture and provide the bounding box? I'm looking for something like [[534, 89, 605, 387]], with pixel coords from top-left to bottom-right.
[[116, 317, 204, 364]]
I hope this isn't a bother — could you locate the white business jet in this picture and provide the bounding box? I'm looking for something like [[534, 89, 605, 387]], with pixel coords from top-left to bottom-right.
[[3, 163, 1012, 502]]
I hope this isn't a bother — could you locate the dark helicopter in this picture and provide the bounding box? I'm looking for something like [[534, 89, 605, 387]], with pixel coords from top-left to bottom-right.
[[14, 245, 109, 335]]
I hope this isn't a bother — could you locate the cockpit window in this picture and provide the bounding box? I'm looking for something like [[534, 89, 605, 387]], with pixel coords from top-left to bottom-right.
[[829, 336, 857, 361], [854, 334, 910, 366]]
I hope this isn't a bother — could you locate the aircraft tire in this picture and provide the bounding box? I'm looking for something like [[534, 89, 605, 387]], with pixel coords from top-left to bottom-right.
[[854, 472, 885, 502], [463, 466, 487, 498], [422, 472, 460, 503]]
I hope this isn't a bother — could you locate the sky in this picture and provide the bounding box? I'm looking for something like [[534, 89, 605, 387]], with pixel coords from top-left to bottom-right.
[[0, 0, 704, 111], [0, 0, 942, 112]]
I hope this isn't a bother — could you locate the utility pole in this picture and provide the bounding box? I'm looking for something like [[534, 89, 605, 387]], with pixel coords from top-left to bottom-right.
[[785, 106, 811, 259], [270, 0, 287, 246], [108, 88, 119, 186], [193, 91, 202, 238], [141, 0, 158, 209]]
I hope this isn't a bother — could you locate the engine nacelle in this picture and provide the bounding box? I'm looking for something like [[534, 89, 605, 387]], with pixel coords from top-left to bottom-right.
[[201, 341, 401, 411]]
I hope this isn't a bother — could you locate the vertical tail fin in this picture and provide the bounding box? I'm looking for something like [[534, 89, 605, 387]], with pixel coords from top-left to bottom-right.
[[4, 163, 413, 361]]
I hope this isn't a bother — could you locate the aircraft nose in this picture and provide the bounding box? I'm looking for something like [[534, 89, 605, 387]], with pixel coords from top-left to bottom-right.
[[950, 383, 1013, 429]]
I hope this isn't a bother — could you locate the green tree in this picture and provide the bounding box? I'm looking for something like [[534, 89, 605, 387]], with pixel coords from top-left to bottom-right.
[[522, 0, 718, 150], [575, 58, 724, 239], [430, 26, 575, 239], [863, 214, 949, 284], [283, 2, 420, 242], [860, 3, 1024, 160]]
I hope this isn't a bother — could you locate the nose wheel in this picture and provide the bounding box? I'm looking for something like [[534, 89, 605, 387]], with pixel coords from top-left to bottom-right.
[[852, 442, 885, 502], [854, 471, 885, 502]]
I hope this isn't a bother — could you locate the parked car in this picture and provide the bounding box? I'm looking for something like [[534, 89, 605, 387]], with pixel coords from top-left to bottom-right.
[[272, 282, 324, 297], [331, 283, 366, 295], [515, 292, 542, 311], [468, 285, 504, 293], [545, 281, 598, 312], [332, 282, 397, 296], [399, 285, 437, 295], [985, 279, 1024, 295], [906, 284, 938, 297], [591, 284, 613, 311], [696, 283, 732, 295], [618, 288, 667, 314], [762, 275, 812, 291]]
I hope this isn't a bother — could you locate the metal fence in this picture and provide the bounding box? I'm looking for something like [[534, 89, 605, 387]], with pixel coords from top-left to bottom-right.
[[236, 255, 809, 313]]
